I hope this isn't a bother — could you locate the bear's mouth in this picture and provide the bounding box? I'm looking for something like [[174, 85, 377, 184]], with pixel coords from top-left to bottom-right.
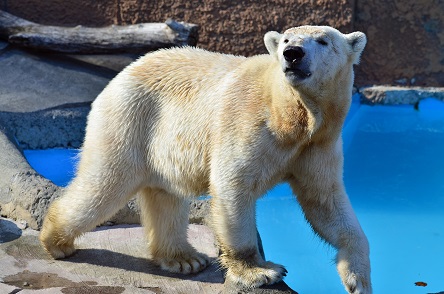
[[284, 67, 312, 80]]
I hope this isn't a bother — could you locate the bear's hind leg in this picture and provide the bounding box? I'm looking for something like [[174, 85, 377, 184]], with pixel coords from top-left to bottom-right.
[[139, 187, 209, 274], [39, 201, 77, 259], [40, 168, 142, 259]]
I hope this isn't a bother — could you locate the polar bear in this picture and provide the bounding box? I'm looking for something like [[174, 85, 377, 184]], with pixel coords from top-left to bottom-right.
[[40, 25, 371, 293]]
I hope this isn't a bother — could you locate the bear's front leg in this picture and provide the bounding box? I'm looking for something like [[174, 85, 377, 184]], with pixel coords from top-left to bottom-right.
[[291, 142, 372, 294], [294, 184, 371, 294], [211, 193, 287, 289]]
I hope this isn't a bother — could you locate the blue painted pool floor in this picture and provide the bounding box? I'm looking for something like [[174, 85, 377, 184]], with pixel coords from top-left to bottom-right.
[[24, 98, 444, 293], [24, 148, 79, 187], [258, 99, 444, 293]]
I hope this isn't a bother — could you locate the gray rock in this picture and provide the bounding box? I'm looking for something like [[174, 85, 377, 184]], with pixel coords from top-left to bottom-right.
[[0, 40, 8, 51], [189, 197, 212, 225], [0, 49, 113, 113], [0, 126, 61, 229], [7, 170, 61, 229], [64, 53, 139, 72], [0, 283, 20, 294], [0, 105, 90, 149], [108, 198, 141, 225], [359, 86, 444, 105], [0, 217, 22, 243]]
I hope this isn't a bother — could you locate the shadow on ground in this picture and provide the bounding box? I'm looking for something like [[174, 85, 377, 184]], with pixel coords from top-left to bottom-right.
[[69, 248, 223, 283]]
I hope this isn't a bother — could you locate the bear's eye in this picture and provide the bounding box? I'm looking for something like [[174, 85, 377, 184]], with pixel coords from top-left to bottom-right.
[[317, 39, 328, 46], [283, 39, 289, 44]]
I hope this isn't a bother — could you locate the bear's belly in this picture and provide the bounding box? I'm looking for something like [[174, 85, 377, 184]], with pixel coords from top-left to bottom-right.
[[145, 165, 210, 198], [145, 133, 211, 197]]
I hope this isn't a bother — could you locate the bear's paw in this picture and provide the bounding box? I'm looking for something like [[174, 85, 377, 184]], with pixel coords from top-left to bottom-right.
[[342, 271, 372, 294], [40, 238, 76, 259], [225, 261, 287, 289], [157, 252, 210, 274]]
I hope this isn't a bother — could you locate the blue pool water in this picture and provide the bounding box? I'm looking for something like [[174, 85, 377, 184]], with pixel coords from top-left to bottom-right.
[[24, 148, 79, 187], [24, 97, 444, 293]]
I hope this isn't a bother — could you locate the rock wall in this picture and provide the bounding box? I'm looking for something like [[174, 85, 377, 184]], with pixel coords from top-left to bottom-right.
[[354, 0, 443, 87], [2, 0, 443, 84]]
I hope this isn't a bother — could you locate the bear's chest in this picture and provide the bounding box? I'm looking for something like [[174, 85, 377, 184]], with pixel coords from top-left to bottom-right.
[[268, 100, 313, 147]]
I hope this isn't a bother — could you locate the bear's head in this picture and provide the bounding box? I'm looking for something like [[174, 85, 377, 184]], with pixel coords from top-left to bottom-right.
[[264, 26, 366, 90]]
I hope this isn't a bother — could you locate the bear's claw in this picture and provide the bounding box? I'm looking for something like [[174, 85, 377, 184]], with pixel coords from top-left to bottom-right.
[[157, 252, 210, 274]]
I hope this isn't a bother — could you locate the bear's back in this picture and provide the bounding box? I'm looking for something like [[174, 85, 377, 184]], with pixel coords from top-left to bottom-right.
[[126, 47, 247, 104]]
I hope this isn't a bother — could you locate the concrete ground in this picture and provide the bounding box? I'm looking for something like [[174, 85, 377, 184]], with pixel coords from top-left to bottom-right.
[[0, 218, 223, 293], [0, 217, 296, 294]]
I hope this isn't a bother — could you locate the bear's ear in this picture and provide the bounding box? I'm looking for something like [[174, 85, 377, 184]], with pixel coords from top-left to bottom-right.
[[264, 31, 282, 57], [345, 32, 367, 64]]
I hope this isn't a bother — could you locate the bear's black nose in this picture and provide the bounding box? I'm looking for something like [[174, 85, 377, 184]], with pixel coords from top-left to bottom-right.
[[283, 46, 305, 63]]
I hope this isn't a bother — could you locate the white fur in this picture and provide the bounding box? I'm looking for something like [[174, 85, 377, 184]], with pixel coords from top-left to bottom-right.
[[40, 26, 371, 293]]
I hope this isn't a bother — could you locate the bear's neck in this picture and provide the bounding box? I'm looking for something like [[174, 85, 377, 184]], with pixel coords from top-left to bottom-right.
[[264, 64, 352, 147], [308, 67, 354, 144]]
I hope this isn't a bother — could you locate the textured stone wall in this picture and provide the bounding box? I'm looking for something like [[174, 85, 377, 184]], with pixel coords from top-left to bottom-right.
[[2, 0, 443, 86], [354, 0, 443, 87]]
